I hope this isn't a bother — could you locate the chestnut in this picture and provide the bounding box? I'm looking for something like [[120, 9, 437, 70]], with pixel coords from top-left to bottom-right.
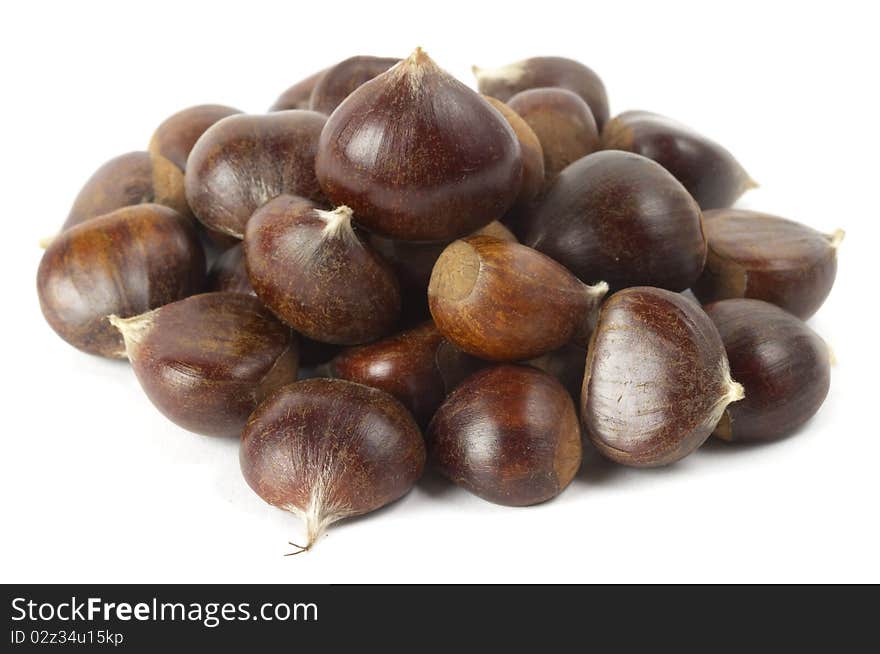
[[244, 195, 400, 345], [37, 204, 205, 358], [315, 48, 523, 241], [185, 110, 327, 238], [427, 365, 582, 506], [149, 104, 242, 172], [527, 343, 588, 401], [519, 150, 707, 292], [507, 87, 600, 182], [704, 299, 831, 442], [428, 235, 608, 361], [602, 110, 756, 210], [582, 287, 744, 467], [240, 378, 425, 553], [692, 209, 844, 319], [473, 56, 610, 130], [206, 243, 253, 295], [308, 55, 400, 115], [270, 68, 330, 111], [110, 292, 298, 437]]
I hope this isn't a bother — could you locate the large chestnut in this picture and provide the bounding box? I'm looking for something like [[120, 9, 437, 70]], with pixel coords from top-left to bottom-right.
[[704, 299, 831, 442], [241, 379, 425, 552], [244, 195, 400, 345], [37, 204, 205, 358], [519, 150, 707, 292], [473, 56, 610, 130], [427, 365, 582, 506], [270, 68, 330, 111], [110, 292, 298, 437], [149, 104, 242, 172], [582, 287, 744, 467], [428, 235, 608, 361], [185, 111, 327, 238], [692, 209, 843, 319], [315, 48, 522, 241], [308, 55, 400, 115], [602, 110, 755, 210]]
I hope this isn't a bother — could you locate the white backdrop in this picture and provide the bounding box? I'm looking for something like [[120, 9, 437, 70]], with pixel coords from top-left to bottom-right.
[[2, 0, 877, 583]]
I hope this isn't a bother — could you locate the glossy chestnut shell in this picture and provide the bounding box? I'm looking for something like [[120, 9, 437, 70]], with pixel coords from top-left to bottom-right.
[[270, 67, 330, 111], [308, 55, 400, 115], [149, 104, 242, 172]]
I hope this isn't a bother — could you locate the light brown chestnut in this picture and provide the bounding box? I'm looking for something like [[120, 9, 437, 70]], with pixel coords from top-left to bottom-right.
[[582, 287, 744, 467], [245, 195, 400, 345], [110, 292, 298, 437], [308, 55, 400, 115], [37, 204, 205, 358], [149, 104, 242, 172], [692, 209, 843, 319], [270, 67, 330, 111], [428, 235, 608, 361]]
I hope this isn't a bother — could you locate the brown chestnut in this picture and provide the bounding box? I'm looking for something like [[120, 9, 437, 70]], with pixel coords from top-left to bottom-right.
[[704, 299, 831, 442], [582, 287, 744, 467], [692, 209, 844, 319], [473, 56, 610, 130], [37, 204, 205, 358], [270, 68, 330, 111], [507, 87, 600, 181], [602, 110, 756, 210], [428, 235, 608, 361], [185, 111, 327, 238], [519, 150, 707, 292], [527, 343, 588, 401], [244, 195, 400, 345], [110, 292, 298, 437], [206, 243, 253, 295], [315, 48, 522, 241], [308, 55, 400, 115], [149, 104, 242, 172], [428, 365, 582, 506], [241, 378, 425, 553]]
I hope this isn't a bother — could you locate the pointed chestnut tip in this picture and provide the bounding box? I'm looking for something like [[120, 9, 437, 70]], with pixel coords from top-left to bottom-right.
[[472, 64, 483, 78], [727, 379, 746, 404], [107, 311, 155, 355], [828, 228, 845, 250], [38, 234, 56, 249], [316, 205, 358, 242], [589, 280, 610, 299], [406, 46, 431, 65], [828, 343, 838, 367]]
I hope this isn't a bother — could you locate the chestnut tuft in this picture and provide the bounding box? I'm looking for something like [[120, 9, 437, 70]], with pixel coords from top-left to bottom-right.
[[602, 110, 756, 209], [704, 299, 831, 442], [428, 365, 582, 506], [519, 150, 707, 292], [149, 104, 242, 172], [582, 287, 744, 467], [240, 378, 425, 553], [315, 48, 523, 241], [110, 292, 298, 437], [692, 209, 843, 319], [270, 68, 330, 111], [245, 195, 400, 345], [185, 111, 327, 238], [37, 204, 205, 358], [308, 55, 400, 115], [473, 56, 610, 130], [428, 235, 608, 361]]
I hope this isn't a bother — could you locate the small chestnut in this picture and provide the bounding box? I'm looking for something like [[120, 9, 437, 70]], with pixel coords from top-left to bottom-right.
[[149, 104, 242, 172], [428, 365, 582, 506], [185, 111, 327, 238], [602, 110, 756, 210], [244, 195, 400, 345], [315, 48, 523, 241], [428, 235, 608, 361], [110, 292, 298, 437], [37, 204, 205, 358], [241, 378, 425, 552], [270, 68, 330, 111], [308, 55, 400, 115], [519, 150, 707, 292], [704, 299, 831, 442], [473, 56, 610, 130], [582, 287, 744, 467], [692, 209, 844, 319]]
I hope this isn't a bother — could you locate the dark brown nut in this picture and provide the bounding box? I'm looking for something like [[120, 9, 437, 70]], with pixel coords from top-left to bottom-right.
[[483, 96, 545, 210], [704, 299, 831, 442], [244, 195, 400, 345], [582, 287, 744, 467], [110, 292, 298, 437], [308, 55, 400, 115], [527, 343, 588, 400], [428, 365, 582, 506], [428, 235, 608, 361], [62, 151, 188, 231], [241, 378, 425, 553], [270, 68, 330, 111], [37, 204, 205, 358], [602, 110, 756, 209], [519, 150, 707, 292], [507, 87, 600, 181], [185, 111, 327, 238], [473, 56, 610, 130], [206, 243, 253, 295], [692, 209, 844, 319], [315, 48, 522, 242], [149, 104, 242, 172]]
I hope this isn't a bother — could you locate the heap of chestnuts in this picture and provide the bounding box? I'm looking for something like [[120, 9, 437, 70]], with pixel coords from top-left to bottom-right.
[[36, 47, 841, 553]]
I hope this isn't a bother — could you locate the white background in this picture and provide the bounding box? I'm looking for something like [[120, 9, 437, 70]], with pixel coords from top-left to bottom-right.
[[2, 0, 878, 583]]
